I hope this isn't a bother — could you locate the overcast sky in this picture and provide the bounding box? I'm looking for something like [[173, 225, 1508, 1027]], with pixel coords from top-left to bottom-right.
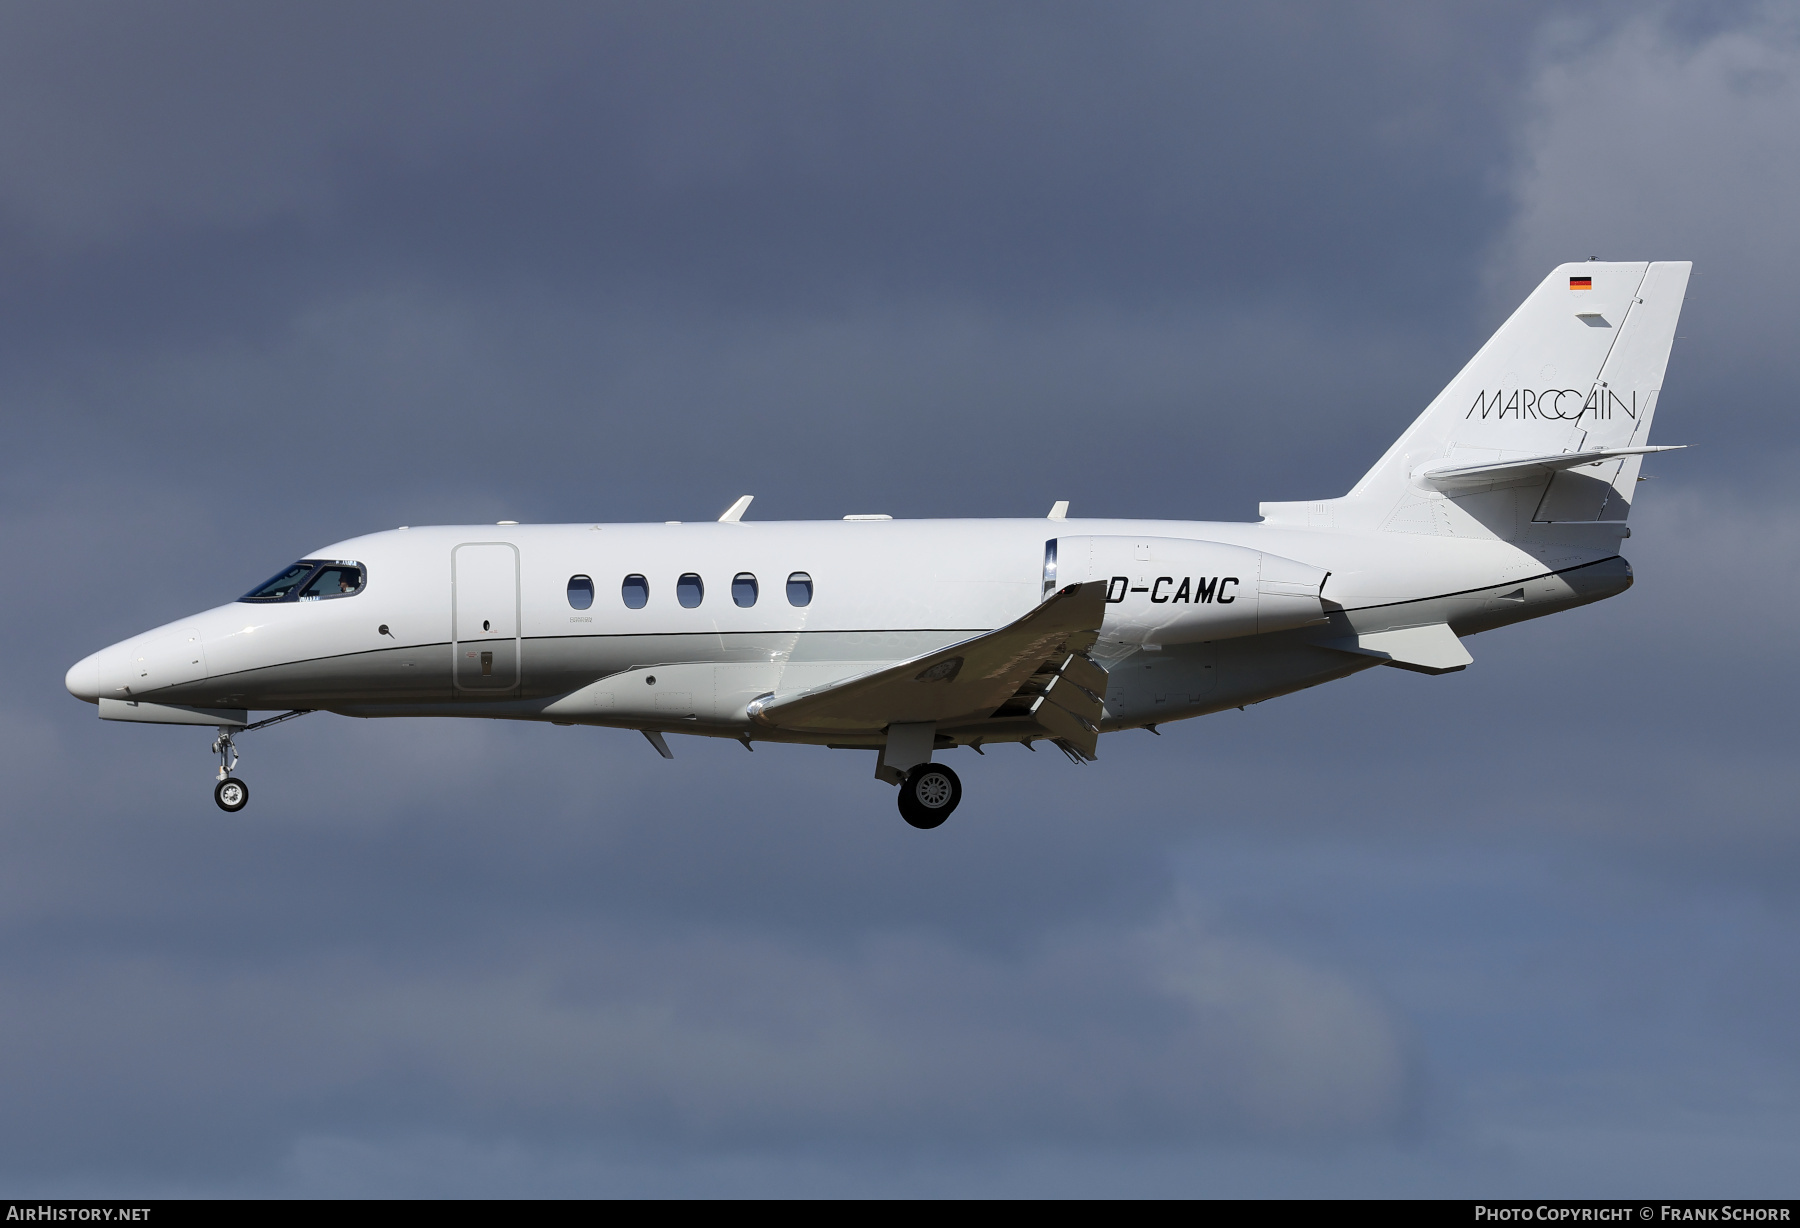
[[3, 0, 1798, 1196]]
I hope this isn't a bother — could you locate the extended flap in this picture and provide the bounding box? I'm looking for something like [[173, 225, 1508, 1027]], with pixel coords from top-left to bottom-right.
[[749, 582, 1107, 735]]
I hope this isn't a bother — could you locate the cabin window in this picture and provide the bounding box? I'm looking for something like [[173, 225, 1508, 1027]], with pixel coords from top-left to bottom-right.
[[786, 571, 813, 607], [732, 572, 758, 607], [240, 561, 319, 602], [298, 564, 365, 600], [677, 573, 705, 608], [622, 574, 649, 609], [567, 575, 594, 610]]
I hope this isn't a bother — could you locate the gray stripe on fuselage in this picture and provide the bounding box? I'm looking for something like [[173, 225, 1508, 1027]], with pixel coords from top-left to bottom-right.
[[138, 628, 986, 711]]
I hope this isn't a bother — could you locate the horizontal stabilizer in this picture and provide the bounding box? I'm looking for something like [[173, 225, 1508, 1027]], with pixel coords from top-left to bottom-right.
[[749, 581, 1108, 735], [1319, 624, 1471, 675], [1412, 446, 1685, 492]]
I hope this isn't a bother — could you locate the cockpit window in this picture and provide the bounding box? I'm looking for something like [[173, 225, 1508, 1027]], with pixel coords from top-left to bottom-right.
[[240, 562, 320, 602], [299, 564, 366, 600], [240, 560, 368, 603]]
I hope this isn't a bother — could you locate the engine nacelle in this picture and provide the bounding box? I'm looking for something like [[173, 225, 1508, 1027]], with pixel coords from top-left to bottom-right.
[[1050, 535, 1328, 646]]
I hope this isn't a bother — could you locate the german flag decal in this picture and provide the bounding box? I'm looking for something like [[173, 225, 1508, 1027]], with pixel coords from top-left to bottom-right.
[[1570, 275, 1593, 290]]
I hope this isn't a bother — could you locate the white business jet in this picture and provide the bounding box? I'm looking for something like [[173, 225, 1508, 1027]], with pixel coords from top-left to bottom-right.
[[66, 261, 1689, 827]]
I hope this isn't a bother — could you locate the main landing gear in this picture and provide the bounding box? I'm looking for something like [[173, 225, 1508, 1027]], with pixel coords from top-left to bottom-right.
[[897, 762, 962, 829], [209, 710, 311, 812]]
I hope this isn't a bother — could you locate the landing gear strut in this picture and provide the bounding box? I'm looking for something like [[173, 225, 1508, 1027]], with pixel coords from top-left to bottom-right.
[[898, 762, 962, 829], [211, 728, 248, 812], [208, 710, 311, 813]]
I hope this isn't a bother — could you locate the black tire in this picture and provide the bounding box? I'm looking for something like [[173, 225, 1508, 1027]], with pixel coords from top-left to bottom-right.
[[214, 777, 249, 813], [898, 762, 961, 829]]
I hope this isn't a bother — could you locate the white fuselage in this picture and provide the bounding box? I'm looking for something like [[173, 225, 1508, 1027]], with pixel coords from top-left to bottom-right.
[[65, 515, 1631, 748]]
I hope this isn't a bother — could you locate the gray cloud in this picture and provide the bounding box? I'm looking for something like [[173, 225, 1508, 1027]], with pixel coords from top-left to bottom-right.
[[0, 1, 1545, 352], [0, 913, 1416, 1175], [1495, 3, 1800, 476]]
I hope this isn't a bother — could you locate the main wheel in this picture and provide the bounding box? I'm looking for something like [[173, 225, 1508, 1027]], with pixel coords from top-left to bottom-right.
[[898, 762, 961, 829], [214, 777, 249, 813]]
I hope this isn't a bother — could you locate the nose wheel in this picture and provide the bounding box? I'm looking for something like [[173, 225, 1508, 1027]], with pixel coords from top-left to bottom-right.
[[898, 762, 962, 829]]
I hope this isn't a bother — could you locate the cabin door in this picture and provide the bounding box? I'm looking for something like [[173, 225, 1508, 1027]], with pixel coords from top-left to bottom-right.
[[452, 542, 521, 692]]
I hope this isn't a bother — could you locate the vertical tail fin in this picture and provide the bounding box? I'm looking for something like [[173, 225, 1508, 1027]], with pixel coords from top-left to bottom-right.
[[1261, 260, 1691, 536]]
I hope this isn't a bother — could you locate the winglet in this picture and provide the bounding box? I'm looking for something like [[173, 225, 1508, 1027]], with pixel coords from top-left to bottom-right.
[[718, 495, 754, 524], [641, 729, 675, 758], [1047, 500, 1069, 520]]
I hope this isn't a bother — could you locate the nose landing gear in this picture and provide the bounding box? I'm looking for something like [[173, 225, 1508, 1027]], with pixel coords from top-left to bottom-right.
[[898, 762, 962, 829], [211, 728, 248, 812], [208, 710, 311, 812]]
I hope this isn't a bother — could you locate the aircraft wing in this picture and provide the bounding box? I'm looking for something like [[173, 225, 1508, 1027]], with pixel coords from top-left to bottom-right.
[[748, 581, 1108, 742], [1413, 445, 1684, 492]]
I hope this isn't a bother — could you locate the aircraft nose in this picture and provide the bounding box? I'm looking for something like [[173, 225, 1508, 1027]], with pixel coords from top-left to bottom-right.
[[65, 650, 110, 703], [65, 644, 127, 702]]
